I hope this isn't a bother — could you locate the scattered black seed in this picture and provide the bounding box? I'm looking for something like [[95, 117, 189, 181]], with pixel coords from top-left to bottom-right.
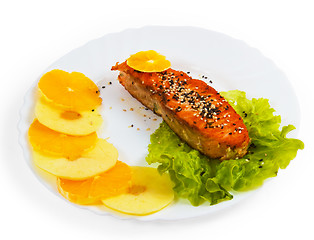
[[172, 94, 179, 100], [228, 132, 232, 135], [187, 71, 190, 74], [91, 109, 94, 112], [209, 80, 213, 83], [102, 86, 106, 89], [175, 106, 182, 112], [259, 159, 263, 162], [259, 166, 263, 168], [250, 143, 256, 148], [109, 81, 112, 85]]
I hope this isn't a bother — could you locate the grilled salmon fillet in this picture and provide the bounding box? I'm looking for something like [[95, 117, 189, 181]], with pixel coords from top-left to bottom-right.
[[112, 61, 250, 160]]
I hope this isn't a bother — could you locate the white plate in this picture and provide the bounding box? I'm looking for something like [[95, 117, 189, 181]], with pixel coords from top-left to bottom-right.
[[18, 26, 300, 221]]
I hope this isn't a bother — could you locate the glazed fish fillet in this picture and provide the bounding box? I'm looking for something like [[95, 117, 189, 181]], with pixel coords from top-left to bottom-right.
[[112, 62, 250, 160]]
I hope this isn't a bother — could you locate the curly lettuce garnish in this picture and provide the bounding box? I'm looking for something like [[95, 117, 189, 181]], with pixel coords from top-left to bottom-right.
[[146, 90, 304, 206]]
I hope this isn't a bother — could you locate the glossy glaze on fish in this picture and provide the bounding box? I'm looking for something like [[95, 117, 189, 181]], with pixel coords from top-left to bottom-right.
[[112, 61, 250, 160]]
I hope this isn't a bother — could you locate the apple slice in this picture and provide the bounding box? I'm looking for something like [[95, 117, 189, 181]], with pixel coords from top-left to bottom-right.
[[35, 96, 103, 136], [102, 166, 174, 216], [32, 139, 118, 180]]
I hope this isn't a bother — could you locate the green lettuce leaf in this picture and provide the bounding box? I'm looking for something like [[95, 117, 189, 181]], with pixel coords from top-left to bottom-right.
[[146, 90, 304, 206]]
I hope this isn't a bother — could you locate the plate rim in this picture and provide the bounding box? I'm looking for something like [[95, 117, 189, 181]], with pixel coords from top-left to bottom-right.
[[18, 25, 301, 221]]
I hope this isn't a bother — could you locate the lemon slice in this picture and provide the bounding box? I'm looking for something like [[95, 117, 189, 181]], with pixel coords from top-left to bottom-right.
[[126, 50, 171, 72]]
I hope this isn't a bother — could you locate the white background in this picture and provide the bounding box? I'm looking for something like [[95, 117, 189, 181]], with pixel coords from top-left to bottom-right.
[[1, 0, 313, 239]]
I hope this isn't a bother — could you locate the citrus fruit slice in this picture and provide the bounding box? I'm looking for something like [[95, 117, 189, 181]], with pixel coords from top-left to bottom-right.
[[102, 166, 174, 216], [33, 138, 118, 180], [28, 119, 97, 160], [38, 69, 102, 111], [35, 96, 103, 136], [57, 161, 132, 204], [126, 50, 171, 72]]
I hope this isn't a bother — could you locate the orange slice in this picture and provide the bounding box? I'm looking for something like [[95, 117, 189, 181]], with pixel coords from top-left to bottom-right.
[[28, 119, 97, 160], [57, 161, 132, 205], [126, 50, 171, 72], [38, 69, 102, 111]]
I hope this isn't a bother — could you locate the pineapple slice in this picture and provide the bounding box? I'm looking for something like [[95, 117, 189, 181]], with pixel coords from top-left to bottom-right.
[[32, 139, 118, 180], [101, 166, 174, 216], [35, 97, 103, 136]]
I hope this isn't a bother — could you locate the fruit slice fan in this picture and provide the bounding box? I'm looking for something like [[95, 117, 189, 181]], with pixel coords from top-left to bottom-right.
[[28, 67, 174, 216]]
